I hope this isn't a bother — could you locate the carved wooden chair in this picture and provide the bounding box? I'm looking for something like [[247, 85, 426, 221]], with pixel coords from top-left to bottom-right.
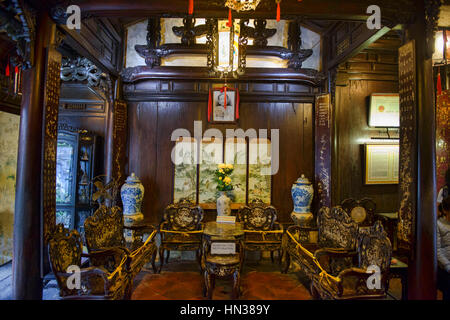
[[341, 198, 377, 228], [283, 206, 359, 274], [237, 199, 284, 264], [311, 221, 392, 300], [202, 236, 245, 299], [48, 224, 131, 300], [158, 198, 204, 273], [83, 205, 158, 292]]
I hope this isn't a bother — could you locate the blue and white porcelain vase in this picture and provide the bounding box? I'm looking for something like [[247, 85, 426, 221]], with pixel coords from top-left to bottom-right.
[[121, 173, 144, 229], [291, 174, 314, 226]]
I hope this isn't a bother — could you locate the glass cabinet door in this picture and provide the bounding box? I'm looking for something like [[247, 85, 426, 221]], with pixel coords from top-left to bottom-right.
[[56, 140, 75, 205], [56, 131, 79, 229]]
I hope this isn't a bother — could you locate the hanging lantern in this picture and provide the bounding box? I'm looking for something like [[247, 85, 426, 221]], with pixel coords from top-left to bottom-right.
[[225, 0, 261, 12], [216, 19, 240, 74]]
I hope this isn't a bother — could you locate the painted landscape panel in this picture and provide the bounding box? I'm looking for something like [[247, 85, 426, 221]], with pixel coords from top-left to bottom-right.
[[173, 137, 198, 203], [248, 138, 272, 204], [199, 138, 223, 207], [225, 137, 247, 207], [0, 111, 20, 265]]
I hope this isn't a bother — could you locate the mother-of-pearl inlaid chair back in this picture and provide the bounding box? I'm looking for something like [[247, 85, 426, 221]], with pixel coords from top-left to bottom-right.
[[317, 206, 359, 250], [163, 198, 204, 231], [84, 205, 125, 252], [237, 199, 277, 231], [357, 220, 392, 273], [341, 198, 376, 227]]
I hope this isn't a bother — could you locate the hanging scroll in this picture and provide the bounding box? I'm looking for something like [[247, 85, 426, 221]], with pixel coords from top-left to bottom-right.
[[315, 94, 331, 208]]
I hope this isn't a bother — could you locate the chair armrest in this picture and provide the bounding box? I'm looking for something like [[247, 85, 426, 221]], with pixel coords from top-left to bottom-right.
[[335, 267, 388, 298], [314, 248, 357, 259], [55, 266, 112, 297], [83, 246, 131, 272], [273, 222, 284, 231], [124, 223, 156, 232], [83, 246, 131, 258]]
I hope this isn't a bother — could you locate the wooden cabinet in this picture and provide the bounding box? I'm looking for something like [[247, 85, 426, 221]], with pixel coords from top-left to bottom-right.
[[56, 129, 101, 235]]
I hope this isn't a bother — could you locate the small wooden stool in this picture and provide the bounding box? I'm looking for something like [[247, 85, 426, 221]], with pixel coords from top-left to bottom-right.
[[202, 222, 245, 299]]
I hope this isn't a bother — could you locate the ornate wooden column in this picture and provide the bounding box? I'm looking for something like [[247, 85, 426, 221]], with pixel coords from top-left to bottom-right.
[[13, 12, 61, 300], [398, 0, 439, 300]]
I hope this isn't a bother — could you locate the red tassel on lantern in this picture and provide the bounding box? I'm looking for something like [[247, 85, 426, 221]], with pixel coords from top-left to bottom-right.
[[188, 0, 194, 15], [227, 8, 232, 27], [5, 63, 10, 77], [276, 2, 281, 22], [236, 88, 240, 119], [224, 86, 227, 110], [15, 66, 19, 75], [208, 88, 212, 122], [437, 71, 443, 96]]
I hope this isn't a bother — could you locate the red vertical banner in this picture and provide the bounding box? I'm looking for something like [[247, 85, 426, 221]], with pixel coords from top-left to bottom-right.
[[436, 90, 450, 191], [314, 94, 332, 209]]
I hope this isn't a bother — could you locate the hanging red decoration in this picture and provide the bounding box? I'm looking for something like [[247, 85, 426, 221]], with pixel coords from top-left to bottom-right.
[[220, 86, 228, 109], [437, 69, 442, 96], [276, 0, 281, 22], [15, 66, 19, 75], [208, 88, 212, 122], [227, 8, 232, 27], [188, 0, 194, 15], [5, 63, 10, 77], [236, 88, 240, 119]]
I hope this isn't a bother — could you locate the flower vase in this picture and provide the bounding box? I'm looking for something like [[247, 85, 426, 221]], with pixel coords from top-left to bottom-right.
[[217, 191, 231, 216]]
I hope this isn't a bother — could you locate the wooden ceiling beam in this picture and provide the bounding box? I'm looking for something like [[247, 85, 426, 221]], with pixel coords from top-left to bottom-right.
[[38, 0, 416, 23]]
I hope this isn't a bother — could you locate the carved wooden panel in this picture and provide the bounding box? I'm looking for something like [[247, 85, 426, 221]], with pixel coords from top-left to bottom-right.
[[112, 100, 127, 185], [42, 46, 62, 243], [315, 94, 332, 208], [436, 90, 450, 192], [398, 40, 416, 251]]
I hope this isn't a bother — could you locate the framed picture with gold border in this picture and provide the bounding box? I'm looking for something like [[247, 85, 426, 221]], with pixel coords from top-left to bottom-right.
[[364, 144, 399, 185]]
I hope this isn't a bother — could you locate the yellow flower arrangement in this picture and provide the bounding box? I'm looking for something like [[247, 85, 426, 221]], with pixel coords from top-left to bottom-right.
[[215, 163, 234, 191]]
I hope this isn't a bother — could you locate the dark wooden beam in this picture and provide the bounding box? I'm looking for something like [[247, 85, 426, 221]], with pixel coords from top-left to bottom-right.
[[327, 23, 393, 69], [121, 66, 325, 85], [39, 0, 416, 22]]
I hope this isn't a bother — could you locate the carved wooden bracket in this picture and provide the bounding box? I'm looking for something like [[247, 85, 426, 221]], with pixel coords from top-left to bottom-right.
[[241, 19, 276, 47], [0, 0, 35, 69], [172, 17, 208, 46], [134, 17, 316, 73]]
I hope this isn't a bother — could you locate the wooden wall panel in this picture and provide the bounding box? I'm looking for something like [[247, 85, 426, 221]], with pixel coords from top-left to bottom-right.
[[333, 79, 399, 213], [126, 100, 314, 224]]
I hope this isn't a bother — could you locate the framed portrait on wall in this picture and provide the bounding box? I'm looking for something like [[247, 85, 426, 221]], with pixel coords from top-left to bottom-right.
[[212, 88, 237, 123], [364, 144, 399, 185]]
